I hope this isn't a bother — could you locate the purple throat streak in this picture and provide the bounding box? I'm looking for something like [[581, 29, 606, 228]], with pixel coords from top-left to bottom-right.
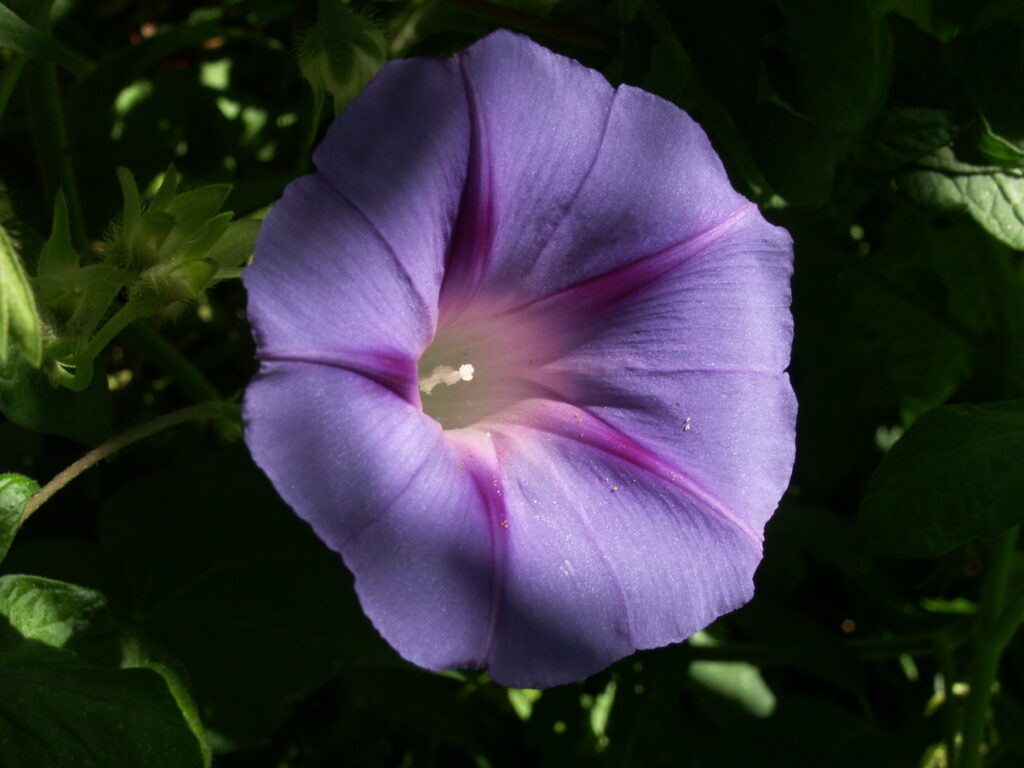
[[243, 29, 797, 688]]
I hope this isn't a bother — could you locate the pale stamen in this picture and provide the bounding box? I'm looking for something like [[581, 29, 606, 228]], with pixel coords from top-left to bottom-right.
[[419, 363, 475, 395]]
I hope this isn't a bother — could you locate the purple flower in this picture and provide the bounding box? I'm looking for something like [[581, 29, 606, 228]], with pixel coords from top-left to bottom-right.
[[243, 30, 796, 687]]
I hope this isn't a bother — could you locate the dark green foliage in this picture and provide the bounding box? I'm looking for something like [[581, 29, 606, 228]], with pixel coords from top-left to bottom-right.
[[859, 402, 1024, 558], [0, 350, 112, 443], [0, 574, 209, 767], [97, 448, 395, 751], [0, 1, 1023, 766]]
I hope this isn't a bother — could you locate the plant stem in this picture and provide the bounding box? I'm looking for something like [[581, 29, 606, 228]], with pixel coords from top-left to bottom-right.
[[0, 54, 30, 121], [23, 60, 87, 247], [959, 526, 1020, 768], [936, 635, 959, 766], [20, 401, 230, 523], [123, 322, 223, 403], [82, 303, 141, 361], [55, 304, 141, 391], [0, 1, 52, 121]]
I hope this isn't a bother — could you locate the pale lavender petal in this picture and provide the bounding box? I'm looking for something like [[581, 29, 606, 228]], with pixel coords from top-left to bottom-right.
[[245, 176, 426, 399], [473, 402, 762, 687], [245, 52, 469, 376], [444, 30, 750, 317], [511, 211, 797, 529], [244, 29, 797, 688], [245, 361, 498, 671], [312, 55, 469, 310]]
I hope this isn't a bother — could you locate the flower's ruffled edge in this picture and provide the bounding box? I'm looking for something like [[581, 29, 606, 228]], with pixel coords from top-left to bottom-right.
[[243, 30, 796, 687]]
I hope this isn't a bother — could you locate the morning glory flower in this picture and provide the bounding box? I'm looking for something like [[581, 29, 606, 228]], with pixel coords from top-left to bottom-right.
[[243, 30, 796, 688]]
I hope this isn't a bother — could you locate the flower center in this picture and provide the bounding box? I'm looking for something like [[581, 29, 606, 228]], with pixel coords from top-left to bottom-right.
[[416, 308, 557, 431]]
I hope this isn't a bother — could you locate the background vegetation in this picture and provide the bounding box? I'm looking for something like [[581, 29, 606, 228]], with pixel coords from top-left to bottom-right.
[[1, 1, 1023, 766]]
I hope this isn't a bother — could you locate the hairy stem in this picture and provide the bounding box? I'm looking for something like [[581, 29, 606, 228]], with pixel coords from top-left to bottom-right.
[[959, 526, 1020, 768], [20, 401, 231, 523]]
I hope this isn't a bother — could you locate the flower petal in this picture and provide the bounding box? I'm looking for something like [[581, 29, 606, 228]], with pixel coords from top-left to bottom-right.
[[476, 405, 762, 687], [312, 54, 469, 308], [244, 361, 500, 671], [244, 29, 797, 689], [513, 213, 797, 527], [444, 30, 750, 315], [245, 53, 470, 389]]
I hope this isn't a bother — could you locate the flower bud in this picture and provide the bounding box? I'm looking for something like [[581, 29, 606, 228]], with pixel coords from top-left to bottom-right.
[[110, 166, 259, 314], [0, 220, 43, 367], [34, 193, 125, 344], [298, 0, 386, 112]]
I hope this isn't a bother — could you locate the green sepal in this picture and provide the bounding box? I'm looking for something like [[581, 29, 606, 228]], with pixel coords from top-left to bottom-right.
[[174, 211, 232, 265], [110, 166, 251, 314], [36, 191, 78, 277], [0, 222, 42, 367], [206, 218, 260, 269], [34, 193, 126, 342], [116, 167, 141, 251]]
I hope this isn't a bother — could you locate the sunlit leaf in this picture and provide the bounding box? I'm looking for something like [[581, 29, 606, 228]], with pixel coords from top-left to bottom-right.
[[0, 574, 209, 767]]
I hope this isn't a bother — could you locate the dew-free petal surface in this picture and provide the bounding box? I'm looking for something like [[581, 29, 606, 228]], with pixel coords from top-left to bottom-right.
[[245, 361, 498, 671], [246, 53, 471, 386], [247, 175, 427, 365], [444, 32, 751, 316]]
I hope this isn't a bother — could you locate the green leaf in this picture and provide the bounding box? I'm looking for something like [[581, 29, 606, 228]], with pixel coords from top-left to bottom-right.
[[0, 351, 112, 444], [0, 2, 94, 75], [97, 448, 395, 751], [688, 633, 776, 718], [0, 222, 42, 366], [858, 401, 1024, 558], [974, 119, 1024, 167], [641, 37, 692, 101], [0, 574, 209, 767], [846, 208, 1011, 416], [857, 107, 960, 171], [879, 0, 959, 42], [899, 146, 1024, 250], [0, 474, 35, 563], [751, 0, 892, 205]]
